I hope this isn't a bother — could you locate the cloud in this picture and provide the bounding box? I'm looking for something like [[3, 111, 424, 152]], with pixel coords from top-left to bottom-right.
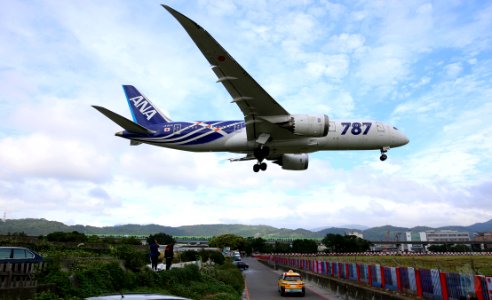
[[0, 1, 491, 230]]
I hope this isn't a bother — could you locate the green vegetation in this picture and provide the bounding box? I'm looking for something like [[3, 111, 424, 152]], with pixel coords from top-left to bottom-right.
[[292, 239, 319, 253], [3, 218, 492, 241], [147, 232, 176, 245], [322, 234, 371, 253], [209, 234, 246, 250], [0, 232, 243, 300]]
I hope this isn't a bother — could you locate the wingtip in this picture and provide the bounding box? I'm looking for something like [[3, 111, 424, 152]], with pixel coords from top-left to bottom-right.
[[161, 4, 174, 13]]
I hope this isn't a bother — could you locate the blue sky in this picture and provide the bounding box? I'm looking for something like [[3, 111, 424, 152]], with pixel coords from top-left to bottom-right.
[[1, 0, 491, 230]]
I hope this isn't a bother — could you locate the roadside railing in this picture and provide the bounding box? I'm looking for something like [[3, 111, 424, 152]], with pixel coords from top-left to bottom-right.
[[0, 262, 44, 299], [256, 254, 492, 300]]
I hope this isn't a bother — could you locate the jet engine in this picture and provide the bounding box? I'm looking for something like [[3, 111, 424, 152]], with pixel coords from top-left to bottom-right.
[[274, 154, 309, 170], [280, 114, 329, 137]]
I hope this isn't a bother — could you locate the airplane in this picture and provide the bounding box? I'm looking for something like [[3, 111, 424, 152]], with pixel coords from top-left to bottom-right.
[[93, 5, 409, 173]]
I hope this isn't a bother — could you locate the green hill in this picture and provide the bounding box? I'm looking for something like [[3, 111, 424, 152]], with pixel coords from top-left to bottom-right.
[[1, 218, 491, 239]]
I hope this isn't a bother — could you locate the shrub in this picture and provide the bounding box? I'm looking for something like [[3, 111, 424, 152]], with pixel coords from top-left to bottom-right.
[[113, 245, 148, 271], [210, 251, 225, 265], [46, 231, 88, 243], [199, 249, 211, 262], [180, 250, 199, 262], [213, 263, 244, 293]]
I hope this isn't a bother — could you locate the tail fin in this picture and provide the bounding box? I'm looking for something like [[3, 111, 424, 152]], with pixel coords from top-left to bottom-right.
[[123, 85, 172, 127]]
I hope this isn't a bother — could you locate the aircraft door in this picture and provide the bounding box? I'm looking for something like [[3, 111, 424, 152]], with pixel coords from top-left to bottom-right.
[[376, 122, 385, 132], [173, 124, 181, 134]]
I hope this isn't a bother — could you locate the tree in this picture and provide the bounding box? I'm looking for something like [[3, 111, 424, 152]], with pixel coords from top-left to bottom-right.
[[244, 237, 269, 255], [273, 241, 291, 253], [292, 239, 318, 253], [322, 234, 371, 253], [147, 232, 175, 245], [209, 234, 246, 251], [46, 231, 88, 243]]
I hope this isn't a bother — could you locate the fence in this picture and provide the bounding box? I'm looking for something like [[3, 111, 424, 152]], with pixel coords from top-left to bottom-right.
[[0, 262, 44, 299], [257, 254, 492, 300]]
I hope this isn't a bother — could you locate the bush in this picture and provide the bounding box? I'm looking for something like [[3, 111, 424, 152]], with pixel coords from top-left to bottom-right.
[[46, 231, 88, 243], [214, 263, 244, 293], [199, 249, 211, 262], [180, 250, 199, 262], [112, 245, 148, 271], [35, 245, 243, 299], [210, 251, 225, 265]]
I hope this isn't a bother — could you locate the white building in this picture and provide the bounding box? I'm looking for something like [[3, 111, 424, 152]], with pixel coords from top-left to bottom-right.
[[422, 230, 470, 242]]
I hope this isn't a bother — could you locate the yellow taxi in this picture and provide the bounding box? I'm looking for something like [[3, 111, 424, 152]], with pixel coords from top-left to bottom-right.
[[277, 270, 305, 297]]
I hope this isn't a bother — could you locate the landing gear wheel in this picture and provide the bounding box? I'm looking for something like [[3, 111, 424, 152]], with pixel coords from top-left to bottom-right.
[[260, 162, 267, 171], [380, 146, 389, 161], [253, 164, 260, 172]]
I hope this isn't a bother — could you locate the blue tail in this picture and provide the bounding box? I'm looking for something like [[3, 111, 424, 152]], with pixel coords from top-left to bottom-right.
[[123, 85, 171, 126]]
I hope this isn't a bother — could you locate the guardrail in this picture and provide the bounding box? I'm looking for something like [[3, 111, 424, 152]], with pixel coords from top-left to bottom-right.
[[0, 262, 44, 299], [256, 254, 492, 300]]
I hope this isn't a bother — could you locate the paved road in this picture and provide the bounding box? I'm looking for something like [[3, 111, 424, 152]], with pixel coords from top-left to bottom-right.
[[242, 257, 340, 300]]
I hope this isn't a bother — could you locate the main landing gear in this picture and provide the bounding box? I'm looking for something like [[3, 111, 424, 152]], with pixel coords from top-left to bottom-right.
[[253, 162, 267, 172], [253, 146, 269, 173], [380, 146, 390, 161]]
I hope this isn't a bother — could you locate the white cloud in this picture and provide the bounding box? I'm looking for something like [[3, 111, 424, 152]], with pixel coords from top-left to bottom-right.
[[0, 1, 491, 230]]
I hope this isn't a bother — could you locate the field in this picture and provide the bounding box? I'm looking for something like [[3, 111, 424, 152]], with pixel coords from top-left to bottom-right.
[[315, 255, 492, 276]]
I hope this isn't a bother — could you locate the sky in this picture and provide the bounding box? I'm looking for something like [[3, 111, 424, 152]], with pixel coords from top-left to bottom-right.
[[1, 0, 491, 231]]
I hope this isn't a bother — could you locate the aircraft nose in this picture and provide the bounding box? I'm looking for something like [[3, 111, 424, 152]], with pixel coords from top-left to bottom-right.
[[392, 129, 409, 147], [399, 133, 409, 146]]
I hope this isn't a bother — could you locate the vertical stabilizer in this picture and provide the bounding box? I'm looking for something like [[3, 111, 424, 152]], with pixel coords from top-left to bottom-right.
[[123, 85, 172, 126]]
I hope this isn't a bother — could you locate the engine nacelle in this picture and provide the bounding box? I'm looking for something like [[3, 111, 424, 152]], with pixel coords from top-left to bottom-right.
[[274, 154, 309, 171], [282, 114, 329, 137]]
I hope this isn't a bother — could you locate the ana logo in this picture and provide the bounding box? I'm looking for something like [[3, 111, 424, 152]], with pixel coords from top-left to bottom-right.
[[129, 96, 157, 121]]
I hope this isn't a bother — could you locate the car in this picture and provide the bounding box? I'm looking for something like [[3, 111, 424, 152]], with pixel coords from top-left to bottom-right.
[[233, 260, 249, 270], [277, 270, 305, 297], [85, 293, 191, 300], [0, 246, 43, 263]]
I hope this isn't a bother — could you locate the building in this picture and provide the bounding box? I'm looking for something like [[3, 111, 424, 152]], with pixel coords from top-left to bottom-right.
[[422, 230, 470, 242], [473, 232, 492, 250]]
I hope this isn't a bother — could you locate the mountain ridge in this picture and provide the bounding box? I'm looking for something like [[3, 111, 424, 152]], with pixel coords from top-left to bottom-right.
[[1, 218, 491, 240]]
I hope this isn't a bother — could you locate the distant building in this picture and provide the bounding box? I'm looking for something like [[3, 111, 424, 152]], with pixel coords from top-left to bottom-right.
[[473, 232, 492, 250], [422, 230, 470, 242], [402, 231, 425, 252]]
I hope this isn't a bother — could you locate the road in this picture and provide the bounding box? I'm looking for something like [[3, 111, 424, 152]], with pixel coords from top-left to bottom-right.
[[241, 257, 340, 300]]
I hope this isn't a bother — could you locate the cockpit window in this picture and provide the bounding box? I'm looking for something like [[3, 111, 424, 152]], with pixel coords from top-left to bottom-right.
[[393, 127, 399, 130]]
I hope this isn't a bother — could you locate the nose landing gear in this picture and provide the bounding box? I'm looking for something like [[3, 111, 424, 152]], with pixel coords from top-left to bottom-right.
[[380, 146, 390, 161]]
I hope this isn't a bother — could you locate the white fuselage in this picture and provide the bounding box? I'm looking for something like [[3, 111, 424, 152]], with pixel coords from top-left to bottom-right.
[[127, 120, 408, 156]]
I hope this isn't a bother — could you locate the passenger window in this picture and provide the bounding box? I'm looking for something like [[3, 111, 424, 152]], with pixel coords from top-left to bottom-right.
[[0, 248, 11, 259], [13, 249, 27, 259]]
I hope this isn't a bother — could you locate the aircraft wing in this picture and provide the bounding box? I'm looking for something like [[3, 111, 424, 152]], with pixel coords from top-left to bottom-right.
[[163, 5, 293, 141]]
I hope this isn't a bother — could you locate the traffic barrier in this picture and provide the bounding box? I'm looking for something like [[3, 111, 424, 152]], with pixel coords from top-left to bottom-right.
[[256, 255, 491, 300]]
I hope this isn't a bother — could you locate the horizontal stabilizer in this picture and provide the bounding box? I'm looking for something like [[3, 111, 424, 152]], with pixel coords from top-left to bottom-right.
[[92, 105, 155, 135]]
